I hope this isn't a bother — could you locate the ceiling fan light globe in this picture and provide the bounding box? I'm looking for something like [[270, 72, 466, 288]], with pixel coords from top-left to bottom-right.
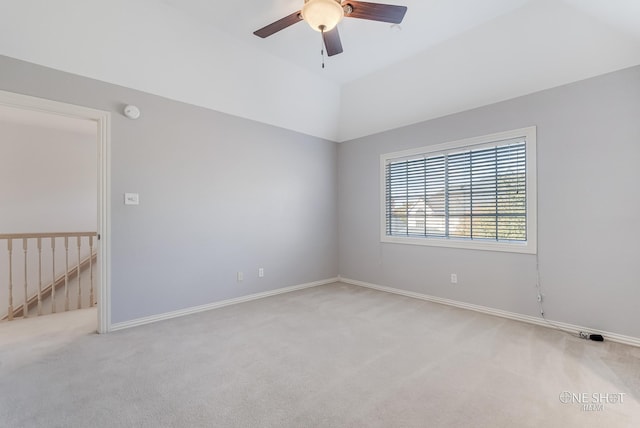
[[301, 0, 344, 32]]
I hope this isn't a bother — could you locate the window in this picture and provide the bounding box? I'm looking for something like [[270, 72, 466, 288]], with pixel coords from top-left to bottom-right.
[[380, 127, 536, 253]]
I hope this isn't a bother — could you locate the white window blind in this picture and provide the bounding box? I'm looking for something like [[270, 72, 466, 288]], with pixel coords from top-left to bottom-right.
[[381, 127, 536, 253]]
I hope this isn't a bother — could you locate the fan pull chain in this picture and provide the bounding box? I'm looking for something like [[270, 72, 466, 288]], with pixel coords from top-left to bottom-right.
[[320, 31, 325, 69]]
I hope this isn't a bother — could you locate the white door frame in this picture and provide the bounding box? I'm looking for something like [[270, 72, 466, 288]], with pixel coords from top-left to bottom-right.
[[0, 90, 111, 333]]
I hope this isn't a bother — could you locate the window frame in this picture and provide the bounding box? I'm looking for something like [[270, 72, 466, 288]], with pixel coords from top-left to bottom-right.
[[380, 126, 537, 254]]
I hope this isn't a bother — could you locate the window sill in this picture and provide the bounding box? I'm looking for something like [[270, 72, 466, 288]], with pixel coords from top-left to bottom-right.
[[380, 235, 536, 254]]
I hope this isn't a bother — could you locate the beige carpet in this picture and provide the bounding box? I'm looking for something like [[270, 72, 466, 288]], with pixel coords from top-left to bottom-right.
[[1, 282, 639, 427]]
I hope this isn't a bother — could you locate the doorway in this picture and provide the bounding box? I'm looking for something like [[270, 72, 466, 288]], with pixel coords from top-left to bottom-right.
[[0, 90, 110, 333]]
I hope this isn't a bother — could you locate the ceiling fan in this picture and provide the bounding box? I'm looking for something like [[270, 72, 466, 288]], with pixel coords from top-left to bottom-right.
[[254, 0, 408, 57]]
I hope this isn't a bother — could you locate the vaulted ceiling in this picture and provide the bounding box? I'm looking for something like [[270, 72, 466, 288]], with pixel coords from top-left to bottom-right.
[[1, 0, 639, 141]]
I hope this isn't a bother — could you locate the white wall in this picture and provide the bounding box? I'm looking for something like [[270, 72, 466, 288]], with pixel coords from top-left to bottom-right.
[[338, 65, 640, 339], [0, 120, 97, 232]]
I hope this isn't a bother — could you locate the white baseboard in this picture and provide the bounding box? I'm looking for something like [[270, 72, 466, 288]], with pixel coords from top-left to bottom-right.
[[338, 276, 640, 348], [110, 277, 339, 332]]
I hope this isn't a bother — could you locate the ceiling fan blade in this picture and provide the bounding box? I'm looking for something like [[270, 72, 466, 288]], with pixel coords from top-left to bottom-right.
[[322, 27, 344, 57], [343, 1, 407, 24], [253, 11, 303, 38]]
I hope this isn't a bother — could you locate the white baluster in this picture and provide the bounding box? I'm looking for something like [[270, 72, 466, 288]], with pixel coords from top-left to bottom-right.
[[77, 236, 82, 309], [7, 239, 14, 321], [64, 237, 69, 311], [23, 238, 28, 318], [37, 238, 42, 316], [89, 235, 95, 307], [51, 237, 56, 314]]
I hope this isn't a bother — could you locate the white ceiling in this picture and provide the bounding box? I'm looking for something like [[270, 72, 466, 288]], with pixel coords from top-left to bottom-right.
[[1, 0, 639, 141], [160, 0, 533, 84], [338, 0, 640, 140]]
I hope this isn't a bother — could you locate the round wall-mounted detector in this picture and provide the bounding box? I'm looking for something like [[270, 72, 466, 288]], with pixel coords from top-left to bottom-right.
[[123, 105, 141, 120]]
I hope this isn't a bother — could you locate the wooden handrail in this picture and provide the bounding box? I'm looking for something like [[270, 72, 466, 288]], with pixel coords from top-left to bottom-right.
[[0, 232, 97, 239]]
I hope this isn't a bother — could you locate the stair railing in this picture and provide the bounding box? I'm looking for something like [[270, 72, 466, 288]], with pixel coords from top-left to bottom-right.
[[0, 232, 97, 320]]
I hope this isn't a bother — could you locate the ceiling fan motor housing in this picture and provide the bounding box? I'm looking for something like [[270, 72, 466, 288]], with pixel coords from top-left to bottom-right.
[[302, 0, 345, 32], [253, 1, 407, 58]]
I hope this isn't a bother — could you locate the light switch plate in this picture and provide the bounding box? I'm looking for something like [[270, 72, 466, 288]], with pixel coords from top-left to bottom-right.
[[124, 193, 139, 205]]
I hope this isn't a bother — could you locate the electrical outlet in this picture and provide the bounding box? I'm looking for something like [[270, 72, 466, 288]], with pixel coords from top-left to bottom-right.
[[237, 271, 243, 282], [450, 273, 458, 284], [579, 331, 590, 339], [258, 268, 264, 278]]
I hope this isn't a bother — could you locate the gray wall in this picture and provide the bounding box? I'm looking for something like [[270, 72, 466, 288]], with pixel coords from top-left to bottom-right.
[[339, 66, 640, 338], [0, 55, 338, 324], [3, 53, 639, 339]]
